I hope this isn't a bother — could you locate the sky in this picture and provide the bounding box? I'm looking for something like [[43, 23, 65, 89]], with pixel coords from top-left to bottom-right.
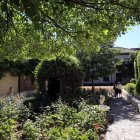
[[114, 25, 140, 48]]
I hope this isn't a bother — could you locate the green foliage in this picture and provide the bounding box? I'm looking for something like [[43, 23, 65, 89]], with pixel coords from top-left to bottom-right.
[[78, 46, 118, 81], [0, 60, 9, 78], [23, 119, 40, 140], [0, 98, 31, 140], [134, 51, 140, 80], [0, 59, 39, 79], [0, 96, 108, 140], [136, 78, 140, 95], [134, 60, 138, 80], [0, 118, 17, 140], [117, 53, 136, 79], [137, 52, 140, 79], [23, 100, 107, 140], [0, 0, 140, 59], [125, 83, 136, 95], [35, 55, 83, 94], [133, 52, 140, 95]]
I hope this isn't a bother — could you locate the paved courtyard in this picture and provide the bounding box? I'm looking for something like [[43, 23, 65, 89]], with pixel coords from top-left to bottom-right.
[[106, 97, 140, 140]]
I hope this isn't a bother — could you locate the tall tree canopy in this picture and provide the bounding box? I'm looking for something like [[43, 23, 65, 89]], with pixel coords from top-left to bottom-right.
[[0, 0, 140, 60], [77, 46, 119, 84], [117, 53, 136, 79]]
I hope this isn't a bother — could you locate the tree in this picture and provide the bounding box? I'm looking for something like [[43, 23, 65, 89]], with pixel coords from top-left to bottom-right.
[[78, 46, 119, 89], [117, 53, 136, 79], [135, 52, 140, 95], [0, 0, 140, 59], [134, 51, 140, 80]]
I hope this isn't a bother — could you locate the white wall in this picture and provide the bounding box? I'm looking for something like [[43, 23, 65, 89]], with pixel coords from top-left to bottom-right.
[[0, 73, 18, 95], [116, 54, 130, 59], [83, 72, 118, 85], [83, 52, 132, 85]]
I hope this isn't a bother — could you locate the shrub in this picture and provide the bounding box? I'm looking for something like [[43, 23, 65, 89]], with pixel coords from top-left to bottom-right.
[[80, 88, 109, 105], [125, 82, 136, 95], [35, 56, 83, 93], [0, 97, 34, 139], [22, 119, 40, 140], [31, 100, 107, 140], [0, 97, 108, 140], [35, 55, 83, 103], [136, 78, 140, 95]]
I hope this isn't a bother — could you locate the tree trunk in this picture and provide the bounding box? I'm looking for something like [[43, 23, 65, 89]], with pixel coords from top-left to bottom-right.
[[18, 73, 21, 96], [91, 78, 94, 90]]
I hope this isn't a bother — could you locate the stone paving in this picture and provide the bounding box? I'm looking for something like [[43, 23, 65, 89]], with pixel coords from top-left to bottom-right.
[[106, 97, 140, 140]]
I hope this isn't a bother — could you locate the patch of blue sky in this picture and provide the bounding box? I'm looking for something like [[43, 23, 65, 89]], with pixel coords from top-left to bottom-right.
[[115, 25, 140, 48]]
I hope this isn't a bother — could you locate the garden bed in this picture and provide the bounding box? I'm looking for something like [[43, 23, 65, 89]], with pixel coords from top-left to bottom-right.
[[0, 96, 110, 140], [0, 86, 113, 139]]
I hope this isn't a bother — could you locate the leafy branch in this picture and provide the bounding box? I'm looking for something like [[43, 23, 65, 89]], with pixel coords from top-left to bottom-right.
[[41, 13, 78, 39]]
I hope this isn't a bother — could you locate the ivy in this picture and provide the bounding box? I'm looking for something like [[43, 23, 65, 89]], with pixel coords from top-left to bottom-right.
[[0, 59, 39, 79], [35, 55, 83, 97], [0, 96, 108, 140]]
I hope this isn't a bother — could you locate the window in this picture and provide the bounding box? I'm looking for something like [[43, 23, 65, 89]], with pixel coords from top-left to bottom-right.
[[103, 76, 109, 82]]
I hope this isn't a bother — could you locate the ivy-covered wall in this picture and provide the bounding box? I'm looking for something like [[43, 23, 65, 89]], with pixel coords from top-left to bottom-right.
[[0, 59, 39, 79], [35, 55, 83, 99]]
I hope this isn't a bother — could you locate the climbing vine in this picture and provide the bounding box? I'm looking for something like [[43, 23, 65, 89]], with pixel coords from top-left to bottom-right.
[[0, 59, 39, 79], [35, 55, 83, 98]]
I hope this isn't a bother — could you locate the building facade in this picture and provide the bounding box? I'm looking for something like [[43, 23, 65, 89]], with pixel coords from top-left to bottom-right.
[[0, 73, 35, 96]]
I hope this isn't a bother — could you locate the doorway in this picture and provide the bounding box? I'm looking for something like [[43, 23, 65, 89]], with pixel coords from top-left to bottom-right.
[[48, 77, 60, 101]]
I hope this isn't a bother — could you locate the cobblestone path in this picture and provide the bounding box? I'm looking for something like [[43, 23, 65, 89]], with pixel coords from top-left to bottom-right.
[[106, 97, 140, 140]]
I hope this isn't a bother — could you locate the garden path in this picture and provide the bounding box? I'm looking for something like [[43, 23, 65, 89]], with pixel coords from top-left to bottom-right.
[[106, 97, 140, 140]]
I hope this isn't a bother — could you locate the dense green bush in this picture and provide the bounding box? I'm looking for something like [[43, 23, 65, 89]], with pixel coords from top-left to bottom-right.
[[125, 82, 136, 95], [134, 52, 140, 80], [133, 52, 140, 96], [0, 97, 108, 140], [35, 55, 83, 96], [0, 59, 39, 79], [22, 100, 107, 140], [136, 78, 140, 95], [0, 98, 31, 140]]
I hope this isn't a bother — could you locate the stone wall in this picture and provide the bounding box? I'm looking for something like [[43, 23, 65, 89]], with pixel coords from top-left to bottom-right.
[[123, 89, 140, 113]]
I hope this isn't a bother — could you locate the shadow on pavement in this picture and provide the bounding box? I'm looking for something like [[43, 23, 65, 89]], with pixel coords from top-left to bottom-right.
[[108, 97, 140, 122]]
